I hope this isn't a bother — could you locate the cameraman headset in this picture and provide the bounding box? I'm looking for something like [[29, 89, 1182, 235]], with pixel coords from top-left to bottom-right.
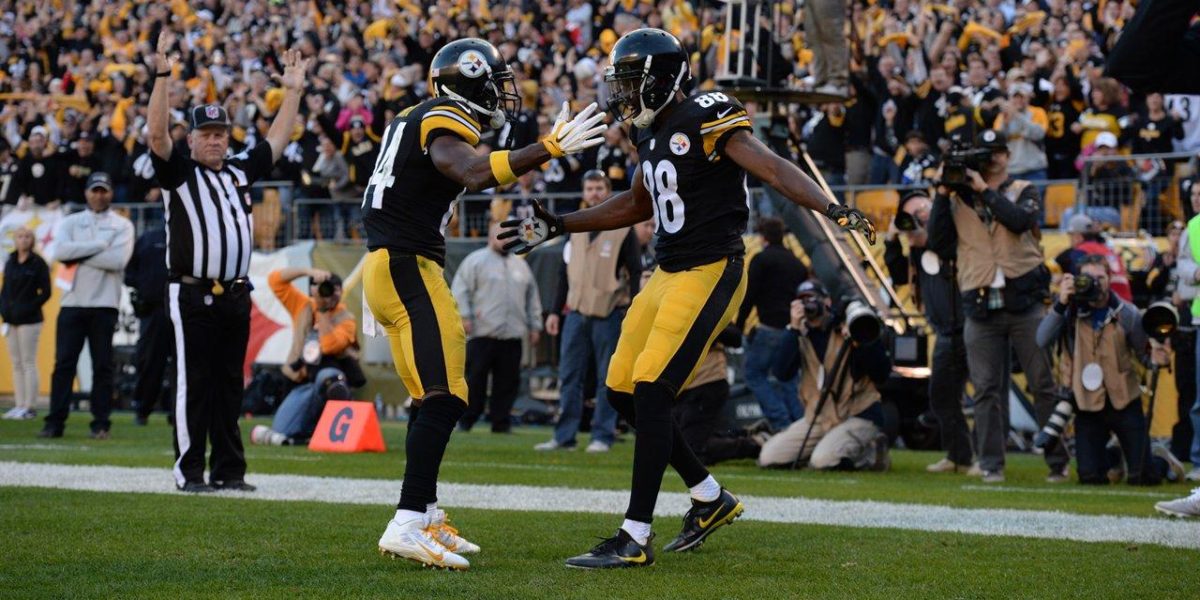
[[757, 281, 893, 471], [885, 191, 973, 473], [926, 128, 1068, 483], [1035, 255, 1183, 485]]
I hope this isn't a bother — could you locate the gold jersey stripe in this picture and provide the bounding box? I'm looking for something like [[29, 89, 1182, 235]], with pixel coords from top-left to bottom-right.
[[420, 114, 481, 148], [700, 110, 749, 132], [702, 116, 752, 159]]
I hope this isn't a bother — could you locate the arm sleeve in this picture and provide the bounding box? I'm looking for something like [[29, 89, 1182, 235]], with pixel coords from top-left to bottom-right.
[[926, 192, 958, 258], [267, 270, 310, 318], [1121, 303, 1152, 366], [883, 238, 910, 288], [84, 219, 135, 272], [149, 144, 190, 189], [420, 102, 481, 150], [552, 257, 568, 314], [772, 330, 803, 381], [227, 142, 275, 185], [526, 264, 543, 332], [35, 257, 50, 307], [319, 318, 357, 355], [49, 217, 106, 262], [983, 185, 1040, 234], [450, 257, 474, 319], [1036, 306, 1067, 348], [618, 229, 643, 297], [737, 253, 763, 327]]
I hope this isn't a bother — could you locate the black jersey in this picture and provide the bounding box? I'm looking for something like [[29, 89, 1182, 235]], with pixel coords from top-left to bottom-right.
[[362, 97, 482, 265], [634, 91, 752, 272]]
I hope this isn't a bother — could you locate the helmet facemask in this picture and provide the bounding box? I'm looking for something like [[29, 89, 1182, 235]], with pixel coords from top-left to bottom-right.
[[438, 66, 520, 129], [604, 56, 687, 128]]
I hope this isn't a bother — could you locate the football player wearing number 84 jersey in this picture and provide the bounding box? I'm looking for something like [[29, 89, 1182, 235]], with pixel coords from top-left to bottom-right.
[[499, 28, 877, 569], [366, 38, 607, 571]]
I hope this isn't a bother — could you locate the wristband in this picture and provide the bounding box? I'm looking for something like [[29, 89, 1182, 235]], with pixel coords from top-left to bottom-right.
[[489, 150, 518, 186], [154, 71, 171, 79]]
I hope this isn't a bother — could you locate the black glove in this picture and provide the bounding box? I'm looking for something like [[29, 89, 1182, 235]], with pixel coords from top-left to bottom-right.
[[826, 203, 877, 244], [497, 200, 565, 254]]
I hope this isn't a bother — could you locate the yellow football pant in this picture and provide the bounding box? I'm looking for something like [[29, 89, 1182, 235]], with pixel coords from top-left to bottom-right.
[[363, 249, 468, 402], [606, 256, 747, 395]]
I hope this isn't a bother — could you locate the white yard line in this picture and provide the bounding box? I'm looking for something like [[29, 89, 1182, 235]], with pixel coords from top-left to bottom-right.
[[2, 461, 1198, 550]]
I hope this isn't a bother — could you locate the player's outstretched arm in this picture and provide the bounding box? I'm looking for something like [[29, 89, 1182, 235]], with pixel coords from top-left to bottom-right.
[[266, 49, 311, 163], [146, 30, 177, 161], [724, 129, 877, 243], [431, 102, 606, 192], [497, 165, 653, 254]]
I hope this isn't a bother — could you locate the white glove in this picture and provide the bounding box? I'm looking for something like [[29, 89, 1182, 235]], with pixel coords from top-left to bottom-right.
[[541, 101, 607, 158]]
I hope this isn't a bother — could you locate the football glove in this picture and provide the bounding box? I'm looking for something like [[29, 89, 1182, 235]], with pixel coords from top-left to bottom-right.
[[497, 200, 565, 254], [826, 203, 877, 245], [542, 101, 607, 158]]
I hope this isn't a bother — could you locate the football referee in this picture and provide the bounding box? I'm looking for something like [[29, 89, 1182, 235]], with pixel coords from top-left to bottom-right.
[[146, 30, 310, 493]]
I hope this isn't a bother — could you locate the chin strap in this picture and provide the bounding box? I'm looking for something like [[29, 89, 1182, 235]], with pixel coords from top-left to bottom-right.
[[438, 84, 506, 129], [631, 59, 687, 128]]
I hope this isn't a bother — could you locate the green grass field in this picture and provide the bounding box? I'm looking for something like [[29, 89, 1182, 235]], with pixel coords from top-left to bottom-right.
[[2, 416, 1198, 599]]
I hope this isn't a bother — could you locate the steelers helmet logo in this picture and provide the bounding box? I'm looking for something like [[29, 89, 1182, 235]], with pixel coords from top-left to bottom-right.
[[669, 132, 690, 155], [459, 50, 488, 79]]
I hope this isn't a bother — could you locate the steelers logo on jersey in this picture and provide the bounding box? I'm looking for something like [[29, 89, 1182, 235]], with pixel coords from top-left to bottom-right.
[[669, 132, 690, 155], [459, 50, 488, 79]]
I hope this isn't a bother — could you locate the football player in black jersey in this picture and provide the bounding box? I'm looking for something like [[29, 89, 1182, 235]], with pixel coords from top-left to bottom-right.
[[366, 38, 606, 571], [499, 28, 876, 570]]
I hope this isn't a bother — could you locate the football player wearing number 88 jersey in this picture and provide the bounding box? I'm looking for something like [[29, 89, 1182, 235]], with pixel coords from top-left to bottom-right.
[[366, 38, 607, 572], [498, 28, 877, 570]]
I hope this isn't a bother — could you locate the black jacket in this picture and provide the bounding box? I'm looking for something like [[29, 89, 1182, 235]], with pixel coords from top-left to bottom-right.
[[885, 238, 963, 334], [0, 251, 51, 325], [124, 228, 169, 310]]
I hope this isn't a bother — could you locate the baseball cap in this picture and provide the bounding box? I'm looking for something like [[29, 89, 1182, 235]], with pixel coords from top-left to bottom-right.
[[349, 116, 366, 129], [796, 280, 829, 299], [1065, 214, 1094, 234], [977, 129, 1008, 149], [190, 104, 231, 130], [1094, 131, 1118, 148], [1008, 82, 1033, 97], [86, 171, 113, 191], [30, 125, 47, 138]]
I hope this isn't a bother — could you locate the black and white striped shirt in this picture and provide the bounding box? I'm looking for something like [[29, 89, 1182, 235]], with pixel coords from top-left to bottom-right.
[[151, 144, 272, 280]]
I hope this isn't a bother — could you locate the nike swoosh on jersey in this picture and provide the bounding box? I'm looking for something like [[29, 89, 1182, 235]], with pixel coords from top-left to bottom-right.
[[716, 107, 733, 119], [619, 551, 648, 564]]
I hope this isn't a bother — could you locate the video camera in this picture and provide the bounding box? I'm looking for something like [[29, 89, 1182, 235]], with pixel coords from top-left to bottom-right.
[[941, 142, 993, 191]]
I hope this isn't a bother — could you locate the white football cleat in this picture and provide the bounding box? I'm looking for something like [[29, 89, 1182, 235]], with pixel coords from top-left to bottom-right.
[[426, 509, 481, 554], [378, 514, 470, 570], [1155, 488, 1200, 518]]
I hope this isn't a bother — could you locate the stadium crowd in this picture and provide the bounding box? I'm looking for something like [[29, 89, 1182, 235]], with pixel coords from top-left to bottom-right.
[[2, 0, 1200, 516]]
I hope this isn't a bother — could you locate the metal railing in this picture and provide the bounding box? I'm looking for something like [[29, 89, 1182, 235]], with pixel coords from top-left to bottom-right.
[[1076, 150, 1195, 236]]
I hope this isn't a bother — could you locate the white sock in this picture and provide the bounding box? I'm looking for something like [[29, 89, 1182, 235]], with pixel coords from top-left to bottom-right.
[[426, 502, 437, 513], [621, 519, 652, 546], [393, 509, 426, 526], [690, 475, 721, 503]]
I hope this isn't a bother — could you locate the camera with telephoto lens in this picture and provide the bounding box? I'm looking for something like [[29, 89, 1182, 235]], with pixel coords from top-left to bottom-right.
[[1072, 274, 1102, 307]]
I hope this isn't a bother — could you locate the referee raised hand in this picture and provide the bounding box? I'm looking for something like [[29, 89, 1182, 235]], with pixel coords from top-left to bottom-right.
[[147, 29, 310, 493]]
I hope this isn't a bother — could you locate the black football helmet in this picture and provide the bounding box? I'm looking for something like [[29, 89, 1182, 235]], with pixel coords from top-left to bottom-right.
[[429, 38, 519, 129], [604, 28, 690, 128]]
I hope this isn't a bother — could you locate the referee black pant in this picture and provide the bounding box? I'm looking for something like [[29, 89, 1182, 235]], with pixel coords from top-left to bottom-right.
[[168, 280, 251, 487]]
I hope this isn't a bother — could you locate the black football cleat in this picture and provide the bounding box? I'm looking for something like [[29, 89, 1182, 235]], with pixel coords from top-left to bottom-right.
[[662, 488, 744, 552], [211, 480, 257, 492], [177, 481, 216, 494], [564, 529, 654, 569]]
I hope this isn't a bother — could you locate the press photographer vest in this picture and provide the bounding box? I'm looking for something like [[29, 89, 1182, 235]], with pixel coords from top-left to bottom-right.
[[1069, 309, 1142, 412], [798, 329, 880, 430], [565, 230, 632, 318], [951, 180, 1044, 292]]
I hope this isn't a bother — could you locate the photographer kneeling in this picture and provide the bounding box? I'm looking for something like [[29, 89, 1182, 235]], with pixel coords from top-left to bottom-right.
[[758, 282, 893, 470], [251, 267, 365, 446], [1036, 256, 1183, 485]]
